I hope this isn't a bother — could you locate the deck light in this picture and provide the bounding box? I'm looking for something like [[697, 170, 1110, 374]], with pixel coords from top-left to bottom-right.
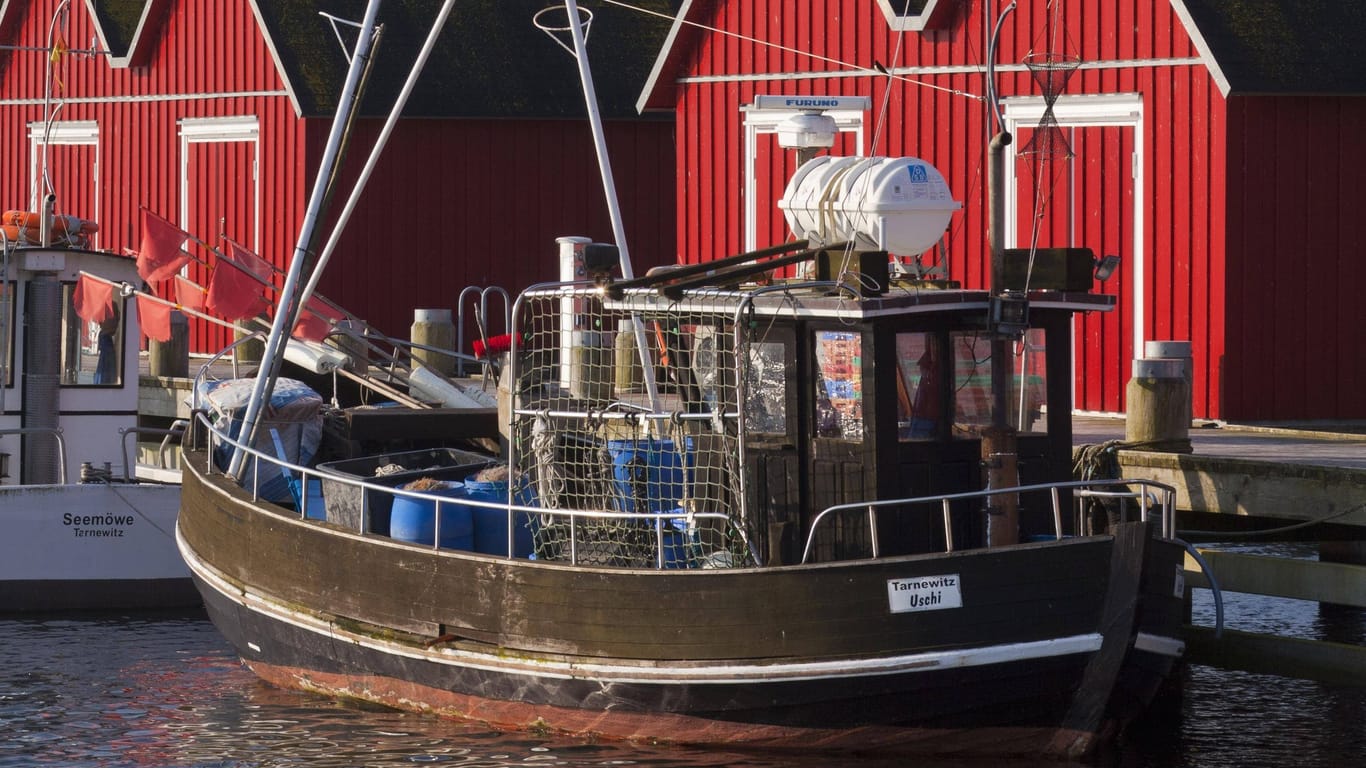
[[1094, 254, 1121, 282]]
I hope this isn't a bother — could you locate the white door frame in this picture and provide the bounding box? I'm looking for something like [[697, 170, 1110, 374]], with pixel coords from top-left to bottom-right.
[[178, 116, 261, 250], [1001, 93, 1145, 409]]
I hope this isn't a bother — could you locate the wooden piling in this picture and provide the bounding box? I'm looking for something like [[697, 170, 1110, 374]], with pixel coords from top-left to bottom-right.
[[1124, 358, 1191, 451], [148, 310, 189, 378], [411, 308, 456, 376]]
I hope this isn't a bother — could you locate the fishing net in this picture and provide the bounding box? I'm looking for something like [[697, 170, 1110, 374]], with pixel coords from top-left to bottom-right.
[[1018, 52, 1080, 165], [506, 284, 760, 569]]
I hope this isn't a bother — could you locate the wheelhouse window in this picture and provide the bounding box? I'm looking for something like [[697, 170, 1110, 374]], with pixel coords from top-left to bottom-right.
[[1013, 328, 1048, 434], [743, 340, 788, 436], [950, 330, 1047, 437], [813, 330, 863, 441], [61, 283, 123, 386], [895, 331, 942, 440]]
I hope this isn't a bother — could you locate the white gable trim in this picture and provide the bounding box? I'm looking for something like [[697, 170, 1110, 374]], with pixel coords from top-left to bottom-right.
[[1168, 0, 1232, 98], [636, 0, 697, 114], [246, 0, 304, 118], [874, 0, 949, 32], [81, 0, 167, 68]]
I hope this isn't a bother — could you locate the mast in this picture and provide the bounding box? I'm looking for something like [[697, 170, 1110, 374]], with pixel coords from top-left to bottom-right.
[[227, 0, 384, 479], [557, 0, 662, 412]]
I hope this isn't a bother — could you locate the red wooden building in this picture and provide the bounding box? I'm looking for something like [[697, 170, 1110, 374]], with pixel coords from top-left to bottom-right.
[[0, 0, 676, 353], [638, 0, 1366, 422]]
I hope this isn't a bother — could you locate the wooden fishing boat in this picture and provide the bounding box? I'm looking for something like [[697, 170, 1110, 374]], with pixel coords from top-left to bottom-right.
[[177, 243, 1188, 758], [176, 1, 1187, 758], [0, 237, 193, 612]]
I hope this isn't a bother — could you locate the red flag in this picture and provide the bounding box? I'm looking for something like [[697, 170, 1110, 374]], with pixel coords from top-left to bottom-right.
[[136, 210, 192, 283], [137, 295, 173, 342], [207, 253, 270, 321], [291, 296, 338, 342], [225, 239, 274, 282], [73, 274, 116, 324], [173, 275, 207, 313]]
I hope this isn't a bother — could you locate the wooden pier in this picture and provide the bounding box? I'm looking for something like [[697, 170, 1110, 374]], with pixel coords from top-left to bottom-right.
[[1075, 416, 1366, 683]]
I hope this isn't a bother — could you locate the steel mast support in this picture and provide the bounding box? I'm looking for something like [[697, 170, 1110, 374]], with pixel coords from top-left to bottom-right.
[[985, 1, 1020, 547], [560, 0, 662, 413]]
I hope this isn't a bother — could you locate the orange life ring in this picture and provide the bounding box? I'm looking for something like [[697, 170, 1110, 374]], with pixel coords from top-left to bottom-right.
[[1, 222, 94, 246], [1, 223, 39, 244], [2, 210, 99, 235]]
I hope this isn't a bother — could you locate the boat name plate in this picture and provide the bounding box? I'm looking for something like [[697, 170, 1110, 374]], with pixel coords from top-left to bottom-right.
[[887, 573, 962, 613]]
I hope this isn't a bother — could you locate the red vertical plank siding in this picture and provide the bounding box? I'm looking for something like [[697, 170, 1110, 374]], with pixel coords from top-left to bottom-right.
[[1, 1, 673, 356], [0, 0, 302, 355], [1300, 101, 1339, 420], [1336, 100, 1366, 412], [1216, 91, 1364, 421], [665, 0, 1362, 420], [1186, 73, 1209, 414], [303, 117, 674, 343]]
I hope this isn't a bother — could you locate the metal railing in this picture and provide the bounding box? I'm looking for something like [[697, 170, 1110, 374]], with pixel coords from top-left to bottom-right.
[[456, 285, 510, 377], [189, 405, 753, 568], [0, 426, 67, 484], [801, 478, 1178, 564], [119, 421, 187, 481]]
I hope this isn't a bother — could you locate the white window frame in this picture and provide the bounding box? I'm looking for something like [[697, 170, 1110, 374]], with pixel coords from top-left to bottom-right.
[[27, 120, 100, 221], [742, 108, 867, 252]]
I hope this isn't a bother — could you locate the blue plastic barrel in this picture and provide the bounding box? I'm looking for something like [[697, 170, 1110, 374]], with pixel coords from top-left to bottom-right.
[[465, 478, 536, 557], [389, 482, 472, 549], [607, 438, 692, 514], [659, 518, 694, 569]]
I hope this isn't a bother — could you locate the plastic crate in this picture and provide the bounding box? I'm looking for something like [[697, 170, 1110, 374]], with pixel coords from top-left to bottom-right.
[[316, 447, 494, 534]]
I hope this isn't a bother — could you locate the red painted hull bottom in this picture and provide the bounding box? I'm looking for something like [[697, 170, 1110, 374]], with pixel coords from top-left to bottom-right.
[[244, 660, 1103, 759]]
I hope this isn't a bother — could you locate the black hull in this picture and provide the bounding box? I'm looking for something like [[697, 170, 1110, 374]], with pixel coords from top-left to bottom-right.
[[177, 450, 1186, 759], [191, 566, 1100, 756], [0, 577, 200, 614]]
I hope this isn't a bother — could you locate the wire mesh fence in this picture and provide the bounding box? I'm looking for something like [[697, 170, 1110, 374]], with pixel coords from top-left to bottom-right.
[[507, 284, 762, 568]]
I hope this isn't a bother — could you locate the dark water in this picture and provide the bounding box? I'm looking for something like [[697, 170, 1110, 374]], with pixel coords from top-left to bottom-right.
[[2, 548, 1362, 767]]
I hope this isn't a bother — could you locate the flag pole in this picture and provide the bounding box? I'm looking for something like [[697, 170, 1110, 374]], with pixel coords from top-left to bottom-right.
[[300, 0, 461, 315], [227, 0, 384, 479]]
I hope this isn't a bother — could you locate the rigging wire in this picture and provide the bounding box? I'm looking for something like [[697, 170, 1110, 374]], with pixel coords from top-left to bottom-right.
[[599, 0, 983, 102], [596, 0, 1006, 282]]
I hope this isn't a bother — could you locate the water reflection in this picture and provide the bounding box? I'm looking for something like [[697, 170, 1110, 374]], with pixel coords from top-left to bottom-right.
[[0, 616, 1040, 768], [0, 602, 1362, 768]]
